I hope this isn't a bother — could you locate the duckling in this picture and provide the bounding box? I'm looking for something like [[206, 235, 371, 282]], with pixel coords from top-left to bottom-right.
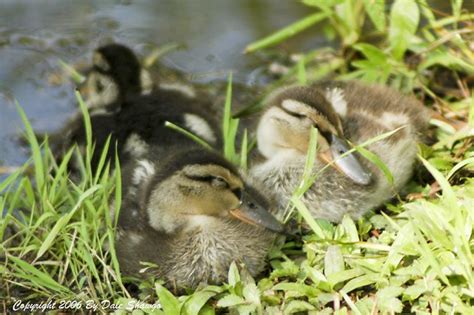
[[83, 43, 153, 112], [251, 81, 429, 222], [84, 43, 208, 113], [116, 148, 284, 291], [50, 87, 222, 173], [47, 44, 221, 171]]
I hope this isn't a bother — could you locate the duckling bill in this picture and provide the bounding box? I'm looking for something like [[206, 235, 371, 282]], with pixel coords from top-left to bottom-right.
[[117, 149, 283, 291]]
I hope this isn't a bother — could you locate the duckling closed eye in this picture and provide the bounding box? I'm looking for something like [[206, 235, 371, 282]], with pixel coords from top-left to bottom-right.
[[117, 149, 284, 290]]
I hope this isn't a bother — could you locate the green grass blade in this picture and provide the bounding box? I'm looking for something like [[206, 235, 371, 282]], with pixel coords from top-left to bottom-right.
[[93, 135, 112, 184], [419, 155, 458, 210], [290, 197, 325, 239], [240, 129, 248, 171], [8, 255, 71, 294], [16, 101, 45, 191], [114, 150, 122, 228], [297, 58, 307, 85], [245, 12, 329, 53], [469, 90, 474, 127], [75, 90, 93, 181], [221, 72, 240, 163], [58, 59, 86, 84], [164, 121, 213, 150], [36, 185, 101, 260], [355, 145, 394, 185], [447, 157, 474, 180], [143, 43, 182, 68], [222, 72, 233, 142]]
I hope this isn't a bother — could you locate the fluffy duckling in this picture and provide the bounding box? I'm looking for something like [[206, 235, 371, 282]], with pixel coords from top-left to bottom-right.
[[116, 148, 284, 291], [49, 44, 220, 171], [251, 81, 429, 222], [83, 43, 153, 112], [84, 43, 207, 113], [51, 88, 221, 172]]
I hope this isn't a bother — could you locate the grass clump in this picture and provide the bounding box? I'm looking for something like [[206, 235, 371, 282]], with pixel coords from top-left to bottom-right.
[[2, 0, 474, 314]]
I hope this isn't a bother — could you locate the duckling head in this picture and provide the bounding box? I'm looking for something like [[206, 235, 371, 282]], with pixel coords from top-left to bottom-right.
[[141, 150, 284, 234], [84, 43, 153, 109], [256, 85, 371, 185]]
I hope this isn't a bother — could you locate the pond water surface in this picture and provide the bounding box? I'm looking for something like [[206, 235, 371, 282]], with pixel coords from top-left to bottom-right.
[[0, 0, 471, 169]]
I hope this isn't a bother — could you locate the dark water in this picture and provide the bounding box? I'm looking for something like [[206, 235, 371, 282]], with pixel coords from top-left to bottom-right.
[[0, 0, 320, 168], [0, 0, 471, 169]]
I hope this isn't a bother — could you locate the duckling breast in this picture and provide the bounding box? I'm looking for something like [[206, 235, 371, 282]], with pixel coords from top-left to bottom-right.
[[117, 217, 276, 291], [162, 221, 276, 289]]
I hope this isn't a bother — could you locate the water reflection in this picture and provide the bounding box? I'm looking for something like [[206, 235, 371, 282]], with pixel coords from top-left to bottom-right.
[[0, 0, 318, 167]]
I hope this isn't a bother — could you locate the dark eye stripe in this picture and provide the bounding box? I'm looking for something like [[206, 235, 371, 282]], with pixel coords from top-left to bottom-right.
[[184, 175, 230, 190], [280, 106, 306, 119], [184, 174, 215, 182]]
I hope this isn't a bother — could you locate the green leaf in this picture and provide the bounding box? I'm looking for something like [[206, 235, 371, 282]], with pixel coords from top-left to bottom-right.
[[183, 289, 221, 315], [324, 245, 345, 278], [327, 268, 365, 287], [376, 286, 404, 313], [242, 282, 260, 305], [363, 0, 386, 31], [272, 282, 319, 297], [403, 281, 428, 300], [216, 294, 245, 307], [284, 300, 315, 314], [228, 261, 241, 287], [342, 274, 378, 293], [353, 43, 387, 64], [155, 283, 181, 314], [341, 215, 359, 242], [419, 155, 458, 210], [389, 0, 419, 60]]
